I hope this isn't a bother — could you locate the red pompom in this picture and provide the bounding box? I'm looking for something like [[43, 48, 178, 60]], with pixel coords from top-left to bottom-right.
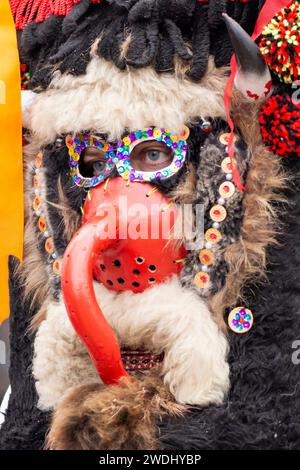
[[259, 1, 300, 84], [259, 94, 300, 157]]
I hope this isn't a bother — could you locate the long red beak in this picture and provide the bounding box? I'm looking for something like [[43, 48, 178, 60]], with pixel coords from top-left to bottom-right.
[[61, 213, 129, 385]]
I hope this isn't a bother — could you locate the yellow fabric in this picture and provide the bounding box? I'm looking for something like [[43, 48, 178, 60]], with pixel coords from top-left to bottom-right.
[[0, 2, 23, 323]]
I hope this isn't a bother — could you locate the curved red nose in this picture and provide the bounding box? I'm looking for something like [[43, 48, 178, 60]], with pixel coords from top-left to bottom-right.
[[62, 178, 186, 385]]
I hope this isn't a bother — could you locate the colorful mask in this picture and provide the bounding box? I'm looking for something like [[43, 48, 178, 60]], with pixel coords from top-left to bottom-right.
[[66, 127, 189, 188]]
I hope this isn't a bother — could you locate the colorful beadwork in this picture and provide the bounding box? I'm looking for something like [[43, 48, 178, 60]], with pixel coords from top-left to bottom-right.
[[66, 133, 114, 189], [67, 128, 188, 187], [259, 1, 300, 84], [121, 349, 164, 371], [32, 150, 61, 280], [115, 127, 188, 183], [194, 135, 239, 290], [228, 307, 253, 334]]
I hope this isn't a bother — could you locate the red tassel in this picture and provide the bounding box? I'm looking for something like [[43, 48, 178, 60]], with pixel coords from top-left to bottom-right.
[[9, 0, 102, 30]]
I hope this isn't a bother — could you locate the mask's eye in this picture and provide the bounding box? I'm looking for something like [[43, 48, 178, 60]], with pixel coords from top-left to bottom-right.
[[79, 146, 108, 177], [130, 141, 173, 172]]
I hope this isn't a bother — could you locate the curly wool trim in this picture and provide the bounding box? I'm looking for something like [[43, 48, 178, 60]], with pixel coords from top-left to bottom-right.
[[209, 96, 286, 325], [259, 94, 300, 158]]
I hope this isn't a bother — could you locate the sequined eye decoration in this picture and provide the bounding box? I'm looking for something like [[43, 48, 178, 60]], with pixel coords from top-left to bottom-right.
[[115, 127, 189, 182], [66, 133, 115, 188]]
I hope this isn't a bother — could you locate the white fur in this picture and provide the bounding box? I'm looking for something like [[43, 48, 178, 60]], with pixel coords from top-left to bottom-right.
[[27, 57, 227, 144], [34, 277, 229, 409]]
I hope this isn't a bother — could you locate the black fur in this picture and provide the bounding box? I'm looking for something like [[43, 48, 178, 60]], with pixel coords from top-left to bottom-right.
[[158, 157, 300, 450]]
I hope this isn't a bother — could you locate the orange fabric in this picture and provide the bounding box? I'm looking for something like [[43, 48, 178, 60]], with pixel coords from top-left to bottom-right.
[[0, 1, 23, 323]]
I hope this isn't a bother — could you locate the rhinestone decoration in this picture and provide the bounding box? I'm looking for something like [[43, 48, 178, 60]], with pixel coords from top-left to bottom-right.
[[228, 307, 253, 334]]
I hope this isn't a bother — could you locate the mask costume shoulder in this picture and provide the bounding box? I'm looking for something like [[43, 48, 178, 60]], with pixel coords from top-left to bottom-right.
[[1, 0, 300, 451]]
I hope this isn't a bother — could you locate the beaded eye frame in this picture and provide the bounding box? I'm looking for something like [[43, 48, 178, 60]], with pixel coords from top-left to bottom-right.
[[115, 127, 189, 182], [66, 133, 115, 188], [66, 127, 189, 188]]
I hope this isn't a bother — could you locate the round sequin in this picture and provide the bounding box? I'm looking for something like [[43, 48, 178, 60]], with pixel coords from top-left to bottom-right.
[[199, 249, 215, 266], [219, 133, 237, 146], [219, 181, 235, 199], [38, 216, 47, 233], [33, 195, 41, 211], [221, 156, 236, 173], [33, 175, 39, 190], [205, 228, 222, 245], [210, 205, 227, 222], [45, 237, 54, 254], [228, 307, 253, 334], [194, 271, 210, 289], [179, 126, 190, 140], [53, 259, 61, 275], [35, 151, 43, 169]]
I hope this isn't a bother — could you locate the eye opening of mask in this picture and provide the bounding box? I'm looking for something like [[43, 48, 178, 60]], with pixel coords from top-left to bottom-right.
[[66, 133, 115, 188], [66, 127, 189, 188], [115, 127, 188, 182]]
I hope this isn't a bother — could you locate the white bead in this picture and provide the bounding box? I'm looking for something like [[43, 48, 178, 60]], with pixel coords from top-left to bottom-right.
[[226, 173, 233, 180], [201, 265, 209, 272], [44, 231, 49, 238], [35, 168, 40, 174], [35, 210, 41, 216], [218, 197, 225, 205], [52, 253, 57, 259], [34, 189, 40, 195], [205, 242, 212, 249], [212, 222, 220, 229]]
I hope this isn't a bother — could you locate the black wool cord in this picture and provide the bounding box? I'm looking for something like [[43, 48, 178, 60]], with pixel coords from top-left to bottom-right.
[[20, 0, 268, 90], [187, 3, 210, 81]]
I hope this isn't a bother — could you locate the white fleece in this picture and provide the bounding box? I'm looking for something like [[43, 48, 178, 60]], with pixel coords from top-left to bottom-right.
[[34, 277, 229, 410]]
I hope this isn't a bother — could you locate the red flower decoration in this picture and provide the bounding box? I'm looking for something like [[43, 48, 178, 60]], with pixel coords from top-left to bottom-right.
[[259, 94, 300, 157]]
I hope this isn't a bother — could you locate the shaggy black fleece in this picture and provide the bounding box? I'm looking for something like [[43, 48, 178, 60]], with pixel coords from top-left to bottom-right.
[[158, 157, 300, 450], [0, 258, 50, 450]]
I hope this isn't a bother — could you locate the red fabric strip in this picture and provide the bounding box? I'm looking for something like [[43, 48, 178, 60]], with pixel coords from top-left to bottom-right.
[[224, 0, 293, 191]]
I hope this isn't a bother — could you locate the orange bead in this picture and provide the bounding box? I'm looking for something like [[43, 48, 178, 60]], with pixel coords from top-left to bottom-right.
[[194, 271, 210, 289], [199, 249, 214, 266], [205, 228, 222, 245]]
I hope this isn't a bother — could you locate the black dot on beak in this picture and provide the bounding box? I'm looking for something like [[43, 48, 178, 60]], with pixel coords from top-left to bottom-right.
[[135, 257, 145, 264], [113, 259, 121, 267], [117, 278, 125, 284], [132, 281, 140, 288], [149, 278, 155, 283], [107, 280, 113, 286], [133, 269, 140, 275], [100, 264, 106, 271], [148, 265, 157, 273]]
